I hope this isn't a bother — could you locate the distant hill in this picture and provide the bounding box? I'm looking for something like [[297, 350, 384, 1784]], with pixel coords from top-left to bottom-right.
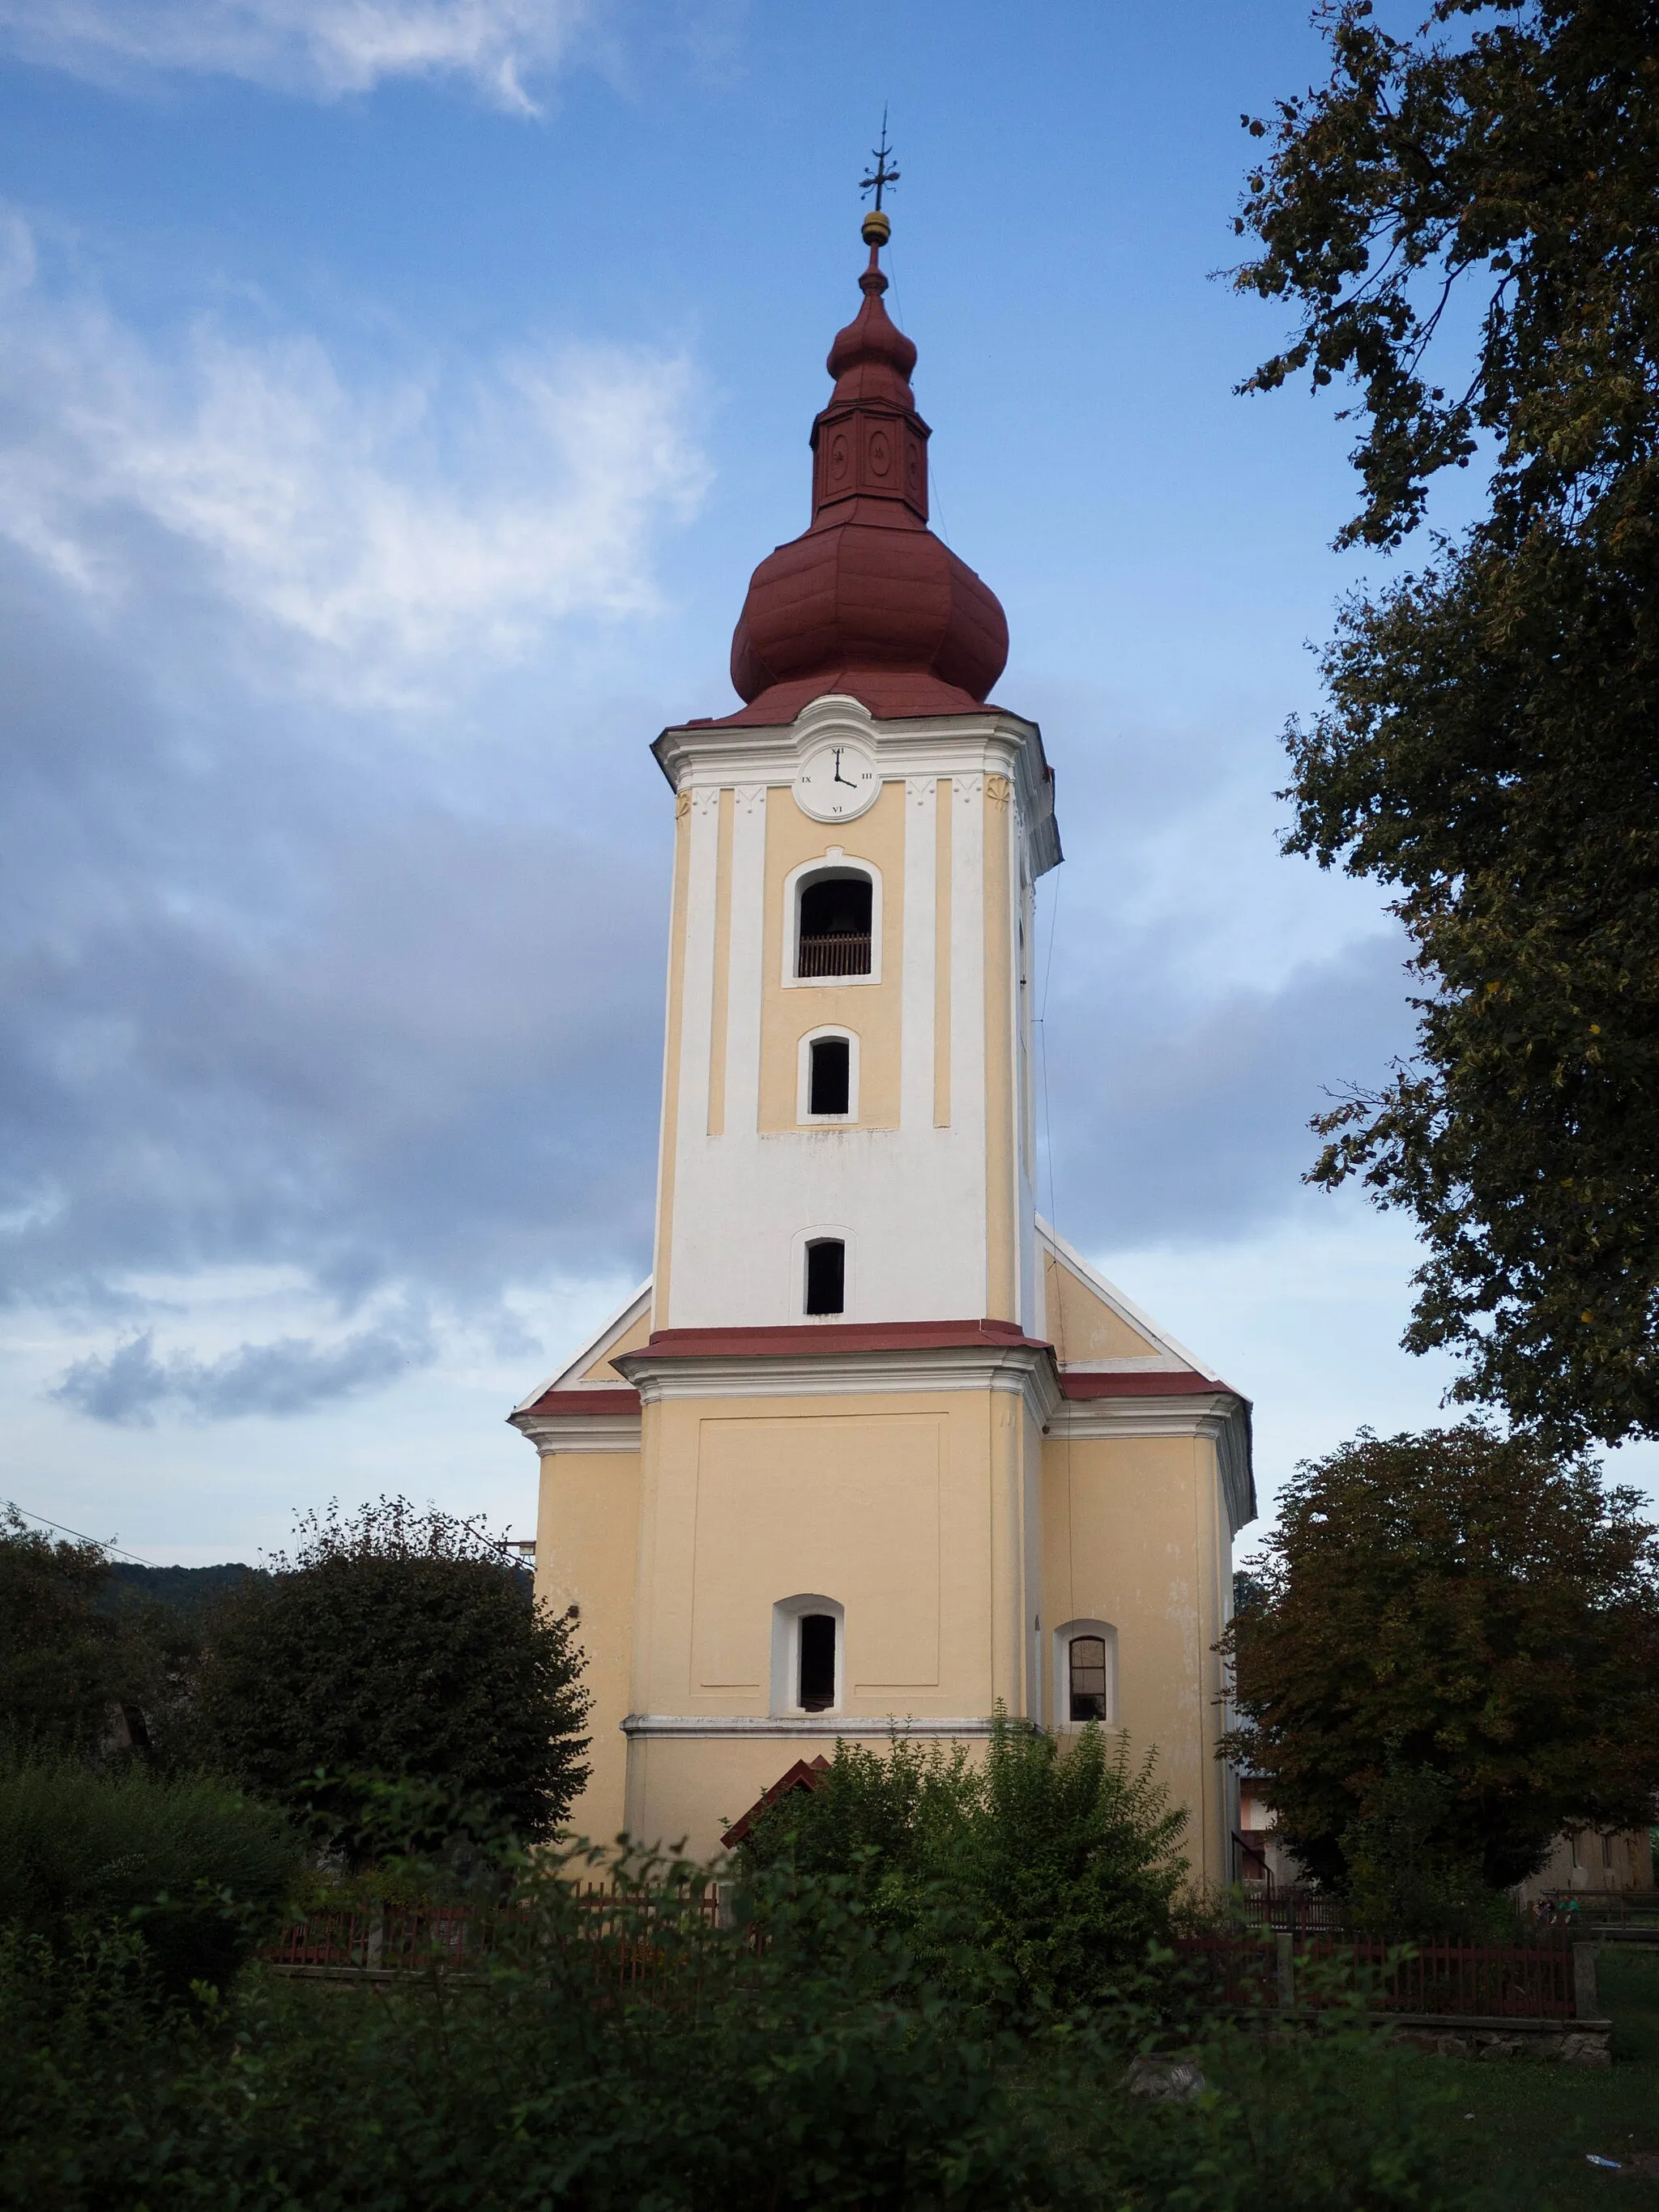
[[101, 1562, 269, 1617]]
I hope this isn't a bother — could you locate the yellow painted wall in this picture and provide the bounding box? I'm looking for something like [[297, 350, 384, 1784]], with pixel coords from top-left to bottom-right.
[[582, 1306, 653, 1383], [757, 782, 906, 1131], [1042, 1255, 1162, 1361], [632, 1387, 1033, 1722], [535, 1448, 642, 1847], [1041, 1430, 1230, 1886]]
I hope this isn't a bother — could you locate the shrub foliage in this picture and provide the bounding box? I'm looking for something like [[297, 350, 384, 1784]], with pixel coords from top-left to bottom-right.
[[0, 1760, 301, 1995], [737, 1715, 1188, 2010], [0, 1840, 1499, 2212], [195, 1499, 589, 1855]]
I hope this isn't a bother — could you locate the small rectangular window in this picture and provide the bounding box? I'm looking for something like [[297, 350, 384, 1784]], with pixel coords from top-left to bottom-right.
[[1068, 1635, 1109, 1723], [804, 1239, 845, 1315], [798, 1613, 837, 1711], [808, 1037, 851, 1115]]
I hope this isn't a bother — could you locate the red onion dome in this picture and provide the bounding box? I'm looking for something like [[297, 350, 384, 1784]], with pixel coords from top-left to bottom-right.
[[719, 235, 1008, 727]]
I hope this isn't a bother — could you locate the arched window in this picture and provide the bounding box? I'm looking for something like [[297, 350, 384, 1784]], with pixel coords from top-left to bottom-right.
[[770, 1594, 844, 1715], [798, 1614, 837, 1711], [804, 1238, 845, 1315], [1068, 1637, 1110, 1723], [1052, 1618, 1117, 1728], [796, 871, 872, 978], [809, 1036, 851, 1115]]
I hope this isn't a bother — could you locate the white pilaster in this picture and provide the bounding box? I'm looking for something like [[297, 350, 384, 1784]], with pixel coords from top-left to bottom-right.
[[669, 786, 722, 1321], [723, 784, 767, 1136], [952, 772, 987, 1149], [900, 775, 936, 1130]]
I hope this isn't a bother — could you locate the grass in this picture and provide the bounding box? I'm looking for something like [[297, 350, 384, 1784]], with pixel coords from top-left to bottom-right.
[[1369, 1945, 1659, 2207]]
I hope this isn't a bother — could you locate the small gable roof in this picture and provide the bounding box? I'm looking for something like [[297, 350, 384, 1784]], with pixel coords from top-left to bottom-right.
[[720, 1755, 831, 1849]]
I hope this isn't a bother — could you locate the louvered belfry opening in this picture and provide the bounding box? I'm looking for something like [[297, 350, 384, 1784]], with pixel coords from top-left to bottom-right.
[[798, 875, 872, 977]]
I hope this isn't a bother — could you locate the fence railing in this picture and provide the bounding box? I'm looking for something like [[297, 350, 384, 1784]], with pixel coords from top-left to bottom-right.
[[264, 1886, 727, 1991], [797, 932, 871, 978], [266, 1901, 1591, 2022], [1172, 1933, 1586, 2020], [1233, 1889, 1350, 1936]]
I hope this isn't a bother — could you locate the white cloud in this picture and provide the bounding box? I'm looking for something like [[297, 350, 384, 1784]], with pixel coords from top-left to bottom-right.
[[0, 224, 709, 698], [0, 0, 595, 110]]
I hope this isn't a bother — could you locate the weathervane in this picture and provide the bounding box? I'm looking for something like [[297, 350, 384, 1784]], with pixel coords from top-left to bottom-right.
[[859, 109, 898, 247], [859, 110, 899, 211]]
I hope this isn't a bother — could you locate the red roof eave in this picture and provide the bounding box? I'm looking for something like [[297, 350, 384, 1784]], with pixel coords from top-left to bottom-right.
[[517, 1387, 642, 1420], [633, 1318, 1047, 1361], [1059, 1370, 1239, 1400]]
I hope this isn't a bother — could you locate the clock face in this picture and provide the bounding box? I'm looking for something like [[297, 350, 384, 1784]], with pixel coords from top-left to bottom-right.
[[793, 741, 879, 822]]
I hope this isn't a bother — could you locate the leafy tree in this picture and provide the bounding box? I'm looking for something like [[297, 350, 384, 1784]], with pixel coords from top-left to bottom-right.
[[739, 1715, 1188, 2009], [0, 1507, 131, 1757], [1222, 1423, 1659, 1892], [194, 1499, 588, 1856], [1235, 1, 1659, 1446]]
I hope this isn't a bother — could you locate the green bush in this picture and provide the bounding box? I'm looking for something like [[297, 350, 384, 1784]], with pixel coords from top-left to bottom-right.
[[0, 1846, 1499, 2212], [0, 1761, 303, 1996], [194, 1499, 589, 1859], [737, 1714, 1189, 2012]]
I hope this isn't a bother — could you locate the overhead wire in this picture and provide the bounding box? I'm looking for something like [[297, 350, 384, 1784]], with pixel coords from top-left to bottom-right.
[[2, 1500, 158, 1566]]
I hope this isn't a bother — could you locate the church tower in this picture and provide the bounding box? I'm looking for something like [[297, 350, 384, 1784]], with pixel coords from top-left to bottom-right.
[[512, 206, 1254, 1881]]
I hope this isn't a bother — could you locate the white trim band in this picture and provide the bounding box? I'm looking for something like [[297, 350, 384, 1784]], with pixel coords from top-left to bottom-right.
[[621, 1713, 1000, 1740], [512, 1414, 642, 1455], [616, 1343, 1061, 1411]]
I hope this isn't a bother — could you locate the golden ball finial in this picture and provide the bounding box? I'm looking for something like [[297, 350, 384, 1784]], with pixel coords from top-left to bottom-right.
[[861, 208, 891, 248]]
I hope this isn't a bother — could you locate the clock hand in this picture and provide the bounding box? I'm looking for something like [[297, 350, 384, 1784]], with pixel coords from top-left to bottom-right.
[[831, 747, 855, 788]]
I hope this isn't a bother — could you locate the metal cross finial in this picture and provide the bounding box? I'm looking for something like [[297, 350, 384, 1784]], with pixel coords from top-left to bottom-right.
[[859, 109, 899, 211]]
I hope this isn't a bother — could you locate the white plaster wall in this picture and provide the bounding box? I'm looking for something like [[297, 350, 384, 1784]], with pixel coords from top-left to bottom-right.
[[666, 1123, 995, 1325], [656, 708, 1056, 1332]]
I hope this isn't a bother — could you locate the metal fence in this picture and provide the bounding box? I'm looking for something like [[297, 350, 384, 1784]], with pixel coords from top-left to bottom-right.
[[1234, 1890, 1350, 1936], [1172, 1933, 1580, 2019], [265, 1886, 727, 1990]]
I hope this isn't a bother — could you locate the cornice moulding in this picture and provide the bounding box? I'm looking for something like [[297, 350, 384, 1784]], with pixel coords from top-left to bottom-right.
[[621, 1713, 999, 1740], [616, 1341, 1064, 1415], [650, 704, 1059, 878], [510, 1413, 642, 1455]]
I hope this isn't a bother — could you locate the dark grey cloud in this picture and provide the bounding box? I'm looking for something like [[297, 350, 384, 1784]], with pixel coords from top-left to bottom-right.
[[0, 533, 672, 1329], [1021, 675, 1421, 1253], [53, 1316, 434, 1424], [1042, 930, 1418, 1251]]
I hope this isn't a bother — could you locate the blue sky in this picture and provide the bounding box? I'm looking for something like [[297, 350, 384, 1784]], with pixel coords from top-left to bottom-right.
[[3, 0, 1643, 1566]]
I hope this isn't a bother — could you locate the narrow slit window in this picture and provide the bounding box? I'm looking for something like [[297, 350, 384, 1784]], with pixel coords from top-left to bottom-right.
[[1068, 1635, 1110, 1723], [808, 1037, 851, 1115], [798, 1613, 837, 1711], [797, 876, 872, 978], [804, 1238, 845, 1315]]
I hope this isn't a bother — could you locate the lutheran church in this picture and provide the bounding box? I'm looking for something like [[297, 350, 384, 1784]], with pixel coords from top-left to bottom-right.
[[510, 202, 1255, 1886]]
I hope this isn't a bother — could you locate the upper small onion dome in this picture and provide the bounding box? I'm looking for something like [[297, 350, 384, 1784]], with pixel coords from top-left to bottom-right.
[[719, 223, 1009, 727]]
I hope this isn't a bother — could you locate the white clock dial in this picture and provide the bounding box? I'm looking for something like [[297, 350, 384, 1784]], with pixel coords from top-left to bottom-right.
[[792, 741, 880, 822]]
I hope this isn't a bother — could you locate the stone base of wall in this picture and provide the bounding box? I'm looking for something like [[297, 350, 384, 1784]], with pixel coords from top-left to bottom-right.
[[1386, 2013, 1611, 2065]]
